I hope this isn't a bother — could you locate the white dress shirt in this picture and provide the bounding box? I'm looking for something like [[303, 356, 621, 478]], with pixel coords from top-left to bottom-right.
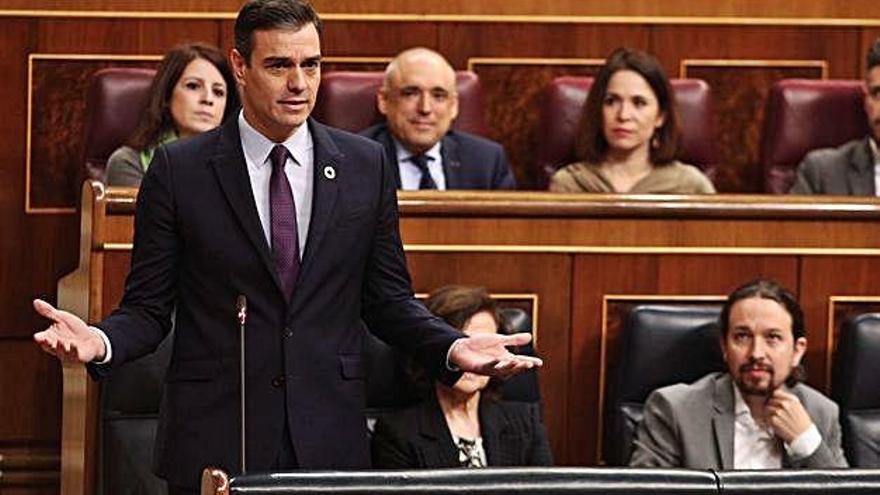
[[239, 111, 314, 256], [732, 382, 821, 469], [394, 139, 446, 190]]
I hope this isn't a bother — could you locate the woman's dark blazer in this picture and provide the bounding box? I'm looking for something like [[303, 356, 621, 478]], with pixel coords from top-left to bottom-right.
[[371, 394, 553, 468]]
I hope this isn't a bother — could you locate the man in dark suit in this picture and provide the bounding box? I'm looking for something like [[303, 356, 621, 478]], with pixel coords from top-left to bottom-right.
[[790, 37, 880, 195], [629, 279, 847, 469], [360, 48, 516, 190], [32, 1, 540, 493]]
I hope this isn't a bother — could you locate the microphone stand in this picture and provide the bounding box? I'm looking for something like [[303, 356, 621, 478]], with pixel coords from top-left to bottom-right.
[[237, 295, 248, 474]]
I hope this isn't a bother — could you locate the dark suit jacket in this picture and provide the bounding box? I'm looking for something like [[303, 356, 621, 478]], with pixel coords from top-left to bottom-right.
[[360, 123, 517, 190], [92, 117, 462, 488], [789, 138, 875, 195], [629, 372, 848, 469], [371, 394, 553, 468]]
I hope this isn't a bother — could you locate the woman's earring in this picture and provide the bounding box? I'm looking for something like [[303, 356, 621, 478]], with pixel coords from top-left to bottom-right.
[[651, 133, 660, 149]]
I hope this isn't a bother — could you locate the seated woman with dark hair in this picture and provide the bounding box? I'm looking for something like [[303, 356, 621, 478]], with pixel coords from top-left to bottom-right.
[[106, 42, 239, 186], [371, 286, 553, 468], [549, 47, 714, 194]]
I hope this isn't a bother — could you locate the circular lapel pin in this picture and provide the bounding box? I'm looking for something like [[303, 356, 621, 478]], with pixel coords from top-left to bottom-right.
[[323, 165, 336, 180]]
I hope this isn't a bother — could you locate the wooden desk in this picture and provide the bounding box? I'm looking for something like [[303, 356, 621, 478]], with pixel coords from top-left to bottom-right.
[[58, 183, 880, 493]]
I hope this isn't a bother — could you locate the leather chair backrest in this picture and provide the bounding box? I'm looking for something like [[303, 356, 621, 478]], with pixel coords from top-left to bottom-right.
[[716, 469, 880, 494], [832, 313, 880, 467], [534, 76, 720, 190], [98, 331, 172, 495], [82, 68, 156, 182], [312, 71, 489, 136], [760, 79, 869, 193], [604, 304, 725, 466], [228, 467, 720, 494]]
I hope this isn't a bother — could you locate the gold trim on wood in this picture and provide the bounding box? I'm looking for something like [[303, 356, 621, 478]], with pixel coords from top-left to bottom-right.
[[25, 53, 163, 215], [597, 294, 726, 464], [824, 296, 880, 392], [4, 10, 880, 26], [679, 59, 829, 79], [466, 57, 604, 72]]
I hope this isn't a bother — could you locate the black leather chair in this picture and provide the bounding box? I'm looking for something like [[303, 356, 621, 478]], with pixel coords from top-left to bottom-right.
[[221, 467, 719, 494], [98, 332, 173, 495], [716, 469, 880, 494], [832, 313, 880, 468], [604, 304, 725, 466]]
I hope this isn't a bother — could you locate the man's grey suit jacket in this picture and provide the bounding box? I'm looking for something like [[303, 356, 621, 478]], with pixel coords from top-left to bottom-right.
[[789, 138, 875, 195], [629, 372, 848, 469]]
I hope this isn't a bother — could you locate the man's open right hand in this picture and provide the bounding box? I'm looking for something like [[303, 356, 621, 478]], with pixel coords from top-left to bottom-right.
[[32, 299, 106, 364]]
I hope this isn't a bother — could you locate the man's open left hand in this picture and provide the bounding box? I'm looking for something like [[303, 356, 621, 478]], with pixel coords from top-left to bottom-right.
[[449, 332, 543, 379]]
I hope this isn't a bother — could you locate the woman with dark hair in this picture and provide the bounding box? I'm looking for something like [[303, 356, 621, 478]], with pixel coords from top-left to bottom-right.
[[549, 47, 714, 194], [371, 286, 553, 469], [106, 42, 239, 186]]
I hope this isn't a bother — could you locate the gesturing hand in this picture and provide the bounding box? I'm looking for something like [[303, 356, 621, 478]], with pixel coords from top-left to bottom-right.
[[766, 388, 813, 443], [32, 299, 105, 364], [449, 331, 543, 379]]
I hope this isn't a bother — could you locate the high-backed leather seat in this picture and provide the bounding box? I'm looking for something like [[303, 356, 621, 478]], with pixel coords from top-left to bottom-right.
[[312, 71, 489, 136], [832, 313, 880, 467], [760, 79, 869, 193], [604, 305, 725, 466], [534, 77, 720, 190], [82, 68, 156, 182], [223, 467, 719, 494]]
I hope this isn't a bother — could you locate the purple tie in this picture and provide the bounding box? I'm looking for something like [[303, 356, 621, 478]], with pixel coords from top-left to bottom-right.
[[269, 144, 300, 300]]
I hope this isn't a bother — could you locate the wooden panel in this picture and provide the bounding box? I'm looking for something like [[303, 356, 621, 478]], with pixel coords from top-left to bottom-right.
[[567, 254, 798, 464], [4, 0, 880, 19], [798, 257, 880, 392], [406, 252, 572, 462], [471, 60, 602, 188], [0, 339, 62, 442], [684, 63, 825, 192]]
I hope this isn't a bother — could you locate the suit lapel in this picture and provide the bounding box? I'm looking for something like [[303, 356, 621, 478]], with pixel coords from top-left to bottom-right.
[[479, 397, 508, 466], [209, 118, 284, 295], [417, 397, 459, 467], [439, 133, 462, 189], [712, 374, 735, 470], [847, 138, 875, 195], [295, 119, 340, 296], [375, 126, 402, 188]]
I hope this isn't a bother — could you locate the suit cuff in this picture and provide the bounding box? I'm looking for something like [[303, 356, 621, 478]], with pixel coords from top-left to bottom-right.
[[89, 326, 112, 364], [445, 338, 465, 371], [785, 423, 821, 460]]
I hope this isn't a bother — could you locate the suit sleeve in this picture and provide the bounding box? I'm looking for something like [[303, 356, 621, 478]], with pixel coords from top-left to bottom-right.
[[93, 145, 179, 370], [360, 145, 463, 381], [492, 147, 517, 190], [789, 153, 822, 194], [525, 403, 554, 466], [370, 416, 419, 469], [795, 402, 849, 468], [628, 390, 682, 467]]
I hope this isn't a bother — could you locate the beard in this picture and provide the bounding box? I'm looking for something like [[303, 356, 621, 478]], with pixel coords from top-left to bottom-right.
[[735, 358, 777, 397]]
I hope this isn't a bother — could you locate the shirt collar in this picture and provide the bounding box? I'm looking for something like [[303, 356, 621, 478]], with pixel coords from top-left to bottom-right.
[[393, 138, 442, 165], [239, 110, 313, 168]]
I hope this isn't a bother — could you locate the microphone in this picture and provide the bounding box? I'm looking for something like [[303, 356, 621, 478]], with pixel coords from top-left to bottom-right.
[[236, 295, 247, 474]]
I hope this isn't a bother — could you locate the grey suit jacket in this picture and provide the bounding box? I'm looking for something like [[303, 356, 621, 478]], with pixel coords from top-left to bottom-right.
[[789, 138, 875, 195], [629, 372, 848, 469]]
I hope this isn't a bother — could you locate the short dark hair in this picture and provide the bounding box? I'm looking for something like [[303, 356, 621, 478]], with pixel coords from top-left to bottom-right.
[[127, 42, 238, 151], [719, 278, 805, 341], [234, 0, 322, 65], [868, 37, 880, 72], [576, 47, 681, 166], [405, 286, 503, 399]]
